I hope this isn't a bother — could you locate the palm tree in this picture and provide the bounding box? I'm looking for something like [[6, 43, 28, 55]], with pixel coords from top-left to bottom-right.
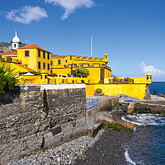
[[0, 61, 19, 93]]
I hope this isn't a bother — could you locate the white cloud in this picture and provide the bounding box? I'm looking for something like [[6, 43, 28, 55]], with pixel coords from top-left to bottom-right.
[[139, 61, 165, 76], [6, 6, 48, 24], [45, 0, 95, 20]]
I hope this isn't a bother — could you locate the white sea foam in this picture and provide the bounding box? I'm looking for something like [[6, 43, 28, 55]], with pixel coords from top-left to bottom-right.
[[121, 114, 165, 126], [133, 127, 137, 132], [125, 150, 136, 165]]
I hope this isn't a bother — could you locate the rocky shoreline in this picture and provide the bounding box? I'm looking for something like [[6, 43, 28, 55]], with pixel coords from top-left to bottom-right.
[[74, 128, 132, 165], [10, 130, 104, 165], [10, 127, 132, 165]]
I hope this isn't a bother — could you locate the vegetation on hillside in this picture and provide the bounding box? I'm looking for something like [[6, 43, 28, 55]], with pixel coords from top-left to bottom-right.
[[0, 61, 18, 94], [0, 42, 27, 49], [0, 42, 11, 48]]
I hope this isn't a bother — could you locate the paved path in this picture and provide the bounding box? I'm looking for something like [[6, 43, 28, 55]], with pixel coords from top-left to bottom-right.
[[150, 95, 165, 101]]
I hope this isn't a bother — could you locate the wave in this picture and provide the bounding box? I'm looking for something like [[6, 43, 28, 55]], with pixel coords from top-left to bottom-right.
[[121, 114, 165, 126], [125, 150, 136, 165]]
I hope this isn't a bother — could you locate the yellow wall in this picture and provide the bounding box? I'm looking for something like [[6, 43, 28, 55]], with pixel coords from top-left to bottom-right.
[[1, 62, 34, 76], [86, 84, 146, 99], [17, 48, 51, 74], [17, 49, 37, 70], [51, 54, 109, 68], [104, 68, 111, 79], [87, 67, 101, 83], [128, 77, 147, 84], [52, 66, 107, 84], [51, 67, 71, 76]]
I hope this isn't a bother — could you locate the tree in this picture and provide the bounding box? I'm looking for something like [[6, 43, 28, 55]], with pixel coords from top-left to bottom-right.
[[0, 61, 18, 94], [75, 67, 89, 78]]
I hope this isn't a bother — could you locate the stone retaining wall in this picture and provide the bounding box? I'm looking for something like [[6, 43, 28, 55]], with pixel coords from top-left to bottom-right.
[[0, 84, 87, 164], [134, 102, 165, 114]]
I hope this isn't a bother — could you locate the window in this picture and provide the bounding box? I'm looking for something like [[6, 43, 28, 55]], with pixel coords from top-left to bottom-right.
[[66, 60, 68, 63], [58, 60, 61, 65], [47, 53, 50, 60], [51, 61, 53, 66], [38, 50, 40, 57], [45, 75, 48, 79], [47, 63, 50, 70], [14, 44, 16, 48], [38, 62, 41, 69], [43, 52, 45, 59], [43, 63, 46, 69], [25, 50, 29, 57]]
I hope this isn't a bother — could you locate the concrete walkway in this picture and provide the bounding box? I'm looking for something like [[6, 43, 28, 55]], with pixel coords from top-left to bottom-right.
[[151, 95, 165, 101]]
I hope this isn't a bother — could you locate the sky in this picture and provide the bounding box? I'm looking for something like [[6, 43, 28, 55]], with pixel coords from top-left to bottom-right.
[[1, 0, 165, 81]]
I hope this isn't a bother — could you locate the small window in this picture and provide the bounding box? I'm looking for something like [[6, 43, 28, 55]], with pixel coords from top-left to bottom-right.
[[25, 50, 29, 57], [38, 50, 40, 57], [51, 61, 53, 66], [43, 52, 45, 59], [43, 63, 46, 69], [45, 75, 48, 79], [41, 75, 42, 79], [38, 62, 41, 69], [47, 63, 50, 70], [58, 60, 61, 65], [66, 60, 68, 63], [47, 53, 50, 60], [14, 44, 16, 48]]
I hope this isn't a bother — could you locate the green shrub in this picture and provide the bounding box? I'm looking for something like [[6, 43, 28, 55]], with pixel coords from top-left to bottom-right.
[[67, 73, 71, 77], [95, 88, 102, 93], [75, 73, 81, 77], [75, 67, 89, 78], [0, 61, 18, 94]]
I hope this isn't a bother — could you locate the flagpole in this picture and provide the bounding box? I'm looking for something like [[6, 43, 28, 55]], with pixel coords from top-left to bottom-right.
[[91, 37, 92, 57]]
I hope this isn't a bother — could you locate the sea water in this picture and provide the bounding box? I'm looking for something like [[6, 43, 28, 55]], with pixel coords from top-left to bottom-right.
[[122, 114, 165, 165], [121, 82, 165, 165], [149, 82, 165, 94]]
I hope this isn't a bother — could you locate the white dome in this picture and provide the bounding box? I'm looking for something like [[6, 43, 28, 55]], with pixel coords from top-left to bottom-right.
[[12, 32, 20, 43]]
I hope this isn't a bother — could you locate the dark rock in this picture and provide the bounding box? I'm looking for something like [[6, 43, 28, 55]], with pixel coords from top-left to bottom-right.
[[94, 92, 104, 96], [143, 93, 151, 100], [159, 93, 165, 98], [74, 128, 132, 165]]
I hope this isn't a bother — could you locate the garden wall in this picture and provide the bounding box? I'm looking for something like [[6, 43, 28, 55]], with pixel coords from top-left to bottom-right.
[[0, 84, 87, 164]]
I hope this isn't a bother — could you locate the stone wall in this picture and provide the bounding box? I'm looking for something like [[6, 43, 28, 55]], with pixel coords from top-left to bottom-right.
[[0, 84, 87, 164]]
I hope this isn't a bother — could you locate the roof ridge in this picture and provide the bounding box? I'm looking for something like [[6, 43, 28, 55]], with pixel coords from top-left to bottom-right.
[[14, 63, 37, 73], [18, 43, 50, 53]]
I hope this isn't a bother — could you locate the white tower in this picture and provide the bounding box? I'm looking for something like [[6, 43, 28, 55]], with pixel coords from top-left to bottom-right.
[[12, 31, 21, 50]]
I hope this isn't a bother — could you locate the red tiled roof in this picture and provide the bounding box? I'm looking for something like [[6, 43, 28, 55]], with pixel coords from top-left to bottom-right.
[[0, 52, 17, 55], [14, 63, 37, 73], [4, 48, 11, 51], [18, 44, 50, 53], [52, 55, 76, 59]]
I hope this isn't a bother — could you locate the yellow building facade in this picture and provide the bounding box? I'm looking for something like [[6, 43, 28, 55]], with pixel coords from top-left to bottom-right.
[[51, 53, 111, 84], [0, 42, 151, 99]]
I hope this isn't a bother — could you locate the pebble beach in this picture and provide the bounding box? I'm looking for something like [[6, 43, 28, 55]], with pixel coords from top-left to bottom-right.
[[10, 128, 132, 165]]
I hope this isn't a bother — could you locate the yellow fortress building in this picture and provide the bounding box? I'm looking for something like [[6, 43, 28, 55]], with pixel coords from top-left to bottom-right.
[[0, 33, 151, 99]]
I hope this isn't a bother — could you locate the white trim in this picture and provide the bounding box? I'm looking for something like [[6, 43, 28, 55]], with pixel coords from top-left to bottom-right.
[[20, 84, 86, 91]]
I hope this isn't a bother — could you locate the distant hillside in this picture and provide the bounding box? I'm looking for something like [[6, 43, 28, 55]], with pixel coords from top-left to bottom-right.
[[0, 42, 27, 48], [0, 42, 11, 48]]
